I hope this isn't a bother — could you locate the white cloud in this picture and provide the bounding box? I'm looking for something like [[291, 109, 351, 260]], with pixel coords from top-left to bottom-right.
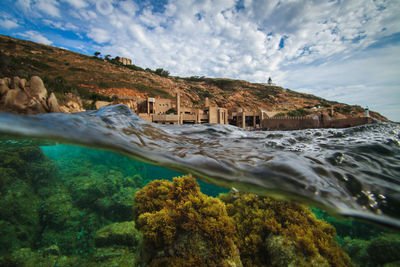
[[16, 0, 60, 17], [282, 45, 400, 121], [61, 0, 88, 9], [87, 27, 111, 43], [16, 0, 32, 13], [19, 30, 53, 45], [96, 0, 114, 15], [35, 0, 60, 17], [0, 18, 19, 29], [119, 0, 138, 14], [42, 19, 78, 31]]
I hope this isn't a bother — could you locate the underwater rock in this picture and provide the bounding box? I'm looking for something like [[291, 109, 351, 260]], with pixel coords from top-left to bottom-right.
[[133, 176, 242, 267], [0, 147, 47, 254], [85, 247, 137, 266], [94, 221, 141, 248], [219, 191, 352, 267], [266, 235, 329, 266], [39, 185, 80, 230], [67, 171, 142, 221], [42, 244, 60, 256], [342, 234, 400, 266], [0, 246, 138, 267], [0, 247, 81, 266], [0, 179, 40, 251], [37, 184, 103, 255]]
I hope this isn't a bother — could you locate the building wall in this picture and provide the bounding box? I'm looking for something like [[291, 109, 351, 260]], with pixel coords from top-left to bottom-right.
[[323, 117, 372, 128], [261, 117, 319, 130], [262, 116, 372, 130], [138, 113, 152, 122], [118, 57, 132, 65], [208, 106, 219, 123], [154, 99, 172, 114], [152, 114, 179, 124]]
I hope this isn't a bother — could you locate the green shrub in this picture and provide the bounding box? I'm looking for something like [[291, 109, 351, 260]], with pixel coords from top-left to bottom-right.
[[190, 86, 212, 100], [182, 76, 206, 82], [334, 106, 352, 114], [43, 76, 112, 102], [42, 76, 74, 95], [155, 68, 169, 77], [274, 113, 286, 118], [209, 79, 237, 91], [165, 108, 176, 114], [287, 108, 309, 117], [82, 100, 96, 110], [68, 67, 86, 72], [126, 64, 144, 71], [0, 52, 51, 78]]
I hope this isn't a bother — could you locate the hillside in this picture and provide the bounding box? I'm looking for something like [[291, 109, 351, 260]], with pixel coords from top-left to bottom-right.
[[0, 34, 387, 121]]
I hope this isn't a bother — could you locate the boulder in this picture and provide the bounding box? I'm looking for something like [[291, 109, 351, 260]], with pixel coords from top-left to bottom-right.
[[94, 221, 141, 248], [0, 78, 10, 96], [28, 98, 48, 114], [88, 247, 137, 266], [3, 88, 29, 110], [11, 76, 20, 89], [0, 76, 63, 114], [26, 76, 47, 100], [19, 78, 27, 89], [48, 92, 61, 112]]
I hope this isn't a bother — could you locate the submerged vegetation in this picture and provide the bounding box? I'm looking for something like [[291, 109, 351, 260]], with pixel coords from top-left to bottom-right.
[[0, 142, 399, 266], [133, 176, 241, 266], [219, 191, 352, 266]]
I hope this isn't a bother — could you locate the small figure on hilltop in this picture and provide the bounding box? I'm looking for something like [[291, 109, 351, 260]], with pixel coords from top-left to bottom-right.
[[268, 77, 273, 85]]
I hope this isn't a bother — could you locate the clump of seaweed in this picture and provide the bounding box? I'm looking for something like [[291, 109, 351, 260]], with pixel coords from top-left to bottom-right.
[[219, 191, 352, 267], [0, 146, 56, 253], [342, 233, 400, 266], [133, 176, 242, 266]]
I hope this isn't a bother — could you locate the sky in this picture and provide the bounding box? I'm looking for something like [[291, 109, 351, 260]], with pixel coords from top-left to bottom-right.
[[0, 0, 399, 121]]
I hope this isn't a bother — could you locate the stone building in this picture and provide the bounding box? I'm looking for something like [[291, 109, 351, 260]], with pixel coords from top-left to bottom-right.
[[137, 94, 228, 125], [117, 57, 132, 65], [229, 108, 266, 129]]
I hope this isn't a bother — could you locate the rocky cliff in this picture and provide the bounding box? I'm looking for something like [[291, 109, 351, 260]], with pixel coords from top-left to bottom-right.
[[0, 76, 60, 114], [0, 76, 87, 114]]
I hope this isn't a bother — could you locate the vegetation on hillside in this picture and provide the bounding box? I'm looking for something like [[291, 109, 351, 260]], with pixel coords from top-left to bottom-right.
[[0, 34, 388, 121]]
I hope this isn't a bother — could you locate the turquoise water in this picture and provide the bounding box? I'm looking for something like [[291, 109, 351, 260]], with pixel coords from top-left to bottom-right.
[[41, 144, 229, 197]]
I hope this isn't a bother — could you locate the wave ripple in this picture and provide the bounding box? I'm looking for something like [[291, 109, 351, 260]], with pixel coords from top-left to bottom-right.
[[1, 105, 399, 228]]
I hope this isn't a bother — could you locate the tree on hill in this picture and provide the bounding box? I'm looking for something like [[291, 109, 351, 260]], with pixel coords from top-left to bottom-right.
[[94, 51, 101, 57], [155, 68, 170, 77]]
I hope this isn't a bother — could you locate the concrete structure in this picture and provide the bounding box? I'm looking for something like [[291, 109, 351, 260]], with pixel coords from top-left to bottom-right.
[[261, 115, 372, 131], [112, 91, 373, 130], [229, 108, 265, 129], [117, 57, 132, 65], [136, 93, 229, 125]]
